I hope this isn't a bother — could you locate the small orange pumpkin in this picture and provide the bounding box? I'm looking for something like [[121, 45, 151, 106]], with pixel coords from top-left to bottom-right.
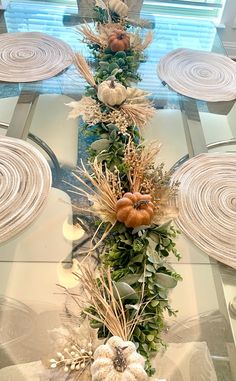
[[116, 192, 154, 228], [108, 30, 130, 52]]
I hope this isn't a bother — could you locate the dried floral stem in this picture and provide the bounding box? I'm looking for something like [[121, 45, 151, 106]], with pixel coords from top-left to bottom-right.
[[76, 265, 145, 341], [77, 22, 105, 47], [124, 139, 161, 192], [120, 102, 155, 130], [71, 159, 121, 224], [74, 54, 97, 89], [133, 31, 153, 52]]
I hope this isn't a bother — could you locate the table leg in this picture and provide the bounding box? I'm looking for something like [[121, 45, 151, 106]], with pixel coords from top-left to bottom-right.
[[6, 91, 39, 140], [180, 97, 208, 157]]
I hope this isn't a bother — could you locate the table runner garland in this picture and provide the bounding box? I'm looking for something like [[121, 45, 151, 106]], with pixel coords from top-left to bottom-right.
[[49, 2, 182, 380]]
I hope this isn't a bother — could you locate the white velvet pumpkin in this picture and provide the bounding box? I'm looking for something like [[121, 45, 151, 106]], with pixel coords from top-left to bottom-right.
[[97, 79, 127, 106], [91, 336, 148, 381], [108, 0, 128, 17]]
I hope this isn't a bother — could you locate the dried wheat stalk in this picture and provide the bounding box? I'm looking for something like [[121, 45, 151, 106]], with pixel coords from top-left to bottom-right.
[[132, 31, 153, 52], [77, 22, 106, 48], [120, 101, 155, 130], [76, 265, 146, 341], [71, 159, 121, 224], [74, 54, 97, 89]]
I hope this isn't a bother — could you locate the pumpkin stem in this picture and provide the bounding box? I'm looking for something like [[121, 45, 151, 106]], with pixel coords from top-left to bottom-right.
[[134, 200, 150, 209], [110, 77, 116, 88], [117, 33, 125, 40], [113, 346, 128, 372]]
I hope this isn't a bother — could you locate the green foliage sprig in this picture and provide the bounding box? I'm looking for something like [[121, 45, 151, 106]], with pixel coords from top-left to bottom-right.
[[94, 49, 143, 86], [100, 222, 181, 375]]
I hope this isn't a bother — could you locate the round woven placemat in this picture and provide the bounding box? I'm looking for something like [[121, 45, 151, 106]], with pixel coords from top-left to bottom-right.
[[0, 136, 52, 243], [157, 48, 236, 102], [0, 32, 73, 83], [171, 153, 236, 268]]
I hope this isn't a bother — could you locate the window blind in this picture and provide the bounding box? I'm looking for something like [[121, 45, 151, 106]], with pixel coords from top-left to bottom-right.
[[143, 0, 225, 21]]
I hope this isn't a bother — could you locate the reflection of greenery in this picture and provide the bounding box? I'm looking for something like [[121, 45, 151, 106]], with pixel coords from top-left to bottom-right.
[[94, 6, 121, 24]]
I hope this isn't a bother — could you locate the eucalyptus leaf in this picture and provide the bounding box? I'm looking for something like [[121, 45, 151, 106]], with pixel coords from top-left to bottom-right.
[[111, 68, 123, 76], [119, 274, 141, 285], [138, 274, 145, 283], [146, 264, 155, 273], [132, 225, 150, 234], [151, 300, 159, 308], [162, 238, 171, 247], [125, 303, 140, 311], [147, 250, 160, 264], [155, 220, 172, 233], [116, 223, 127, 233], [142, 343, 149, 352], [96, 152, 110, 162], [109, 129, 117, 141], [108, 62, 119, 73], [155, 273, 177, 289], [148, 232, 160, 244], [100, 133, 109, 139], [90, 138, 110, 152], [147, 334, 155, 342], [107, 123, 117, 131], [99, 61, 109, 70], [133, 239, 145, 252], [90, 321, 103, 329], [113, 282, 138, 301], [130, 254, 144, 263], [115, 51, 126, 58], [158, 290, 168, 299]]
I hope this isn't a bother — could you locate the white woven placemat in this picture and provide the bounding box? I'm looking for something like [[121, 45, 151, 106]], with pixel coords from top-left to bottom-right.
[[0, 32, 73, 83], [157, 48, 236, 102], [171, 153, 236, 268], [0, 136, 52, 243]]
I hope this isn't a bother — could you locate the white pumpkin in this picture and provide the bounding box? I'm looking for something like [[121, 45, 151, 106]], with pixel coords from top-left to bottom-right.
[[108, 0, 128, 17], [91, 336, 148, 381], [97, 79, 127, 106]]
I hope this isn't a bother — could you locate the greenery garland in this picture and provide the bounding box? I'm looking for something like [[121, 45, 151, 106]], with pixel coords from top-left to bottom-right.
[[65, 2, 182, 378]]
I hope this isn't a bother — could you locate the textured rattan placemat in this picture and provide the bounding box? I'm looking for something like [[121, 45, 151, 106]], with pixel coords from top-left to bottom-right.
[[172, 153, 236, 268], [158, 48, 236, 102], [0, 32, 73, 83], [0, 136, 52, 243]]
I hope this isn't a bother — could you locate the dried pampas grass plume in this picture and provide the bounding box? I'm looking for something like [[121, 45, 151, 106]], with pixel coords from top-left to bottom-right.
[[71, 159, 121, 225], [66, 160, 122, 254], [132, 30, 153, 52], [77, 22, 106, 48], [74, 54, 97, 89], [120, 101, 155, 130]]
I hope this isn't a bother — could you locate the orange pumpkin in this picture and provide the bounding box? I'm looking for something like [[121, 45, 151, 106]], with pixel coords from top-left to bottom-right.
[[108, 30, 130, 52], [116, 192, 154, 228]]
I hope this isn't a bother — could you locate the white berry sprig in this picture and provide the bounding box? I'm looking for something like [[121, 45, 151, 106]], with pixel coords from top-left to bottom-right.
[[50, 341, 93, 373]]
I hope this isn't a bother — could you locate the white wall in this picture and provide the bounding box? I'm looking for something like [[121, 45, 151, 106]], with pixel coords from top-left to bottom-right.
[[219, 0, 236, 58]]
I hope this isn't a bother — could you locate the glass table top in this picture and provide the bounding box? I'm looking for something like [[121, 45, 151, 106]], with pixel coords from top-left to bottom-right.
[[0, 2, 235, 381]]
